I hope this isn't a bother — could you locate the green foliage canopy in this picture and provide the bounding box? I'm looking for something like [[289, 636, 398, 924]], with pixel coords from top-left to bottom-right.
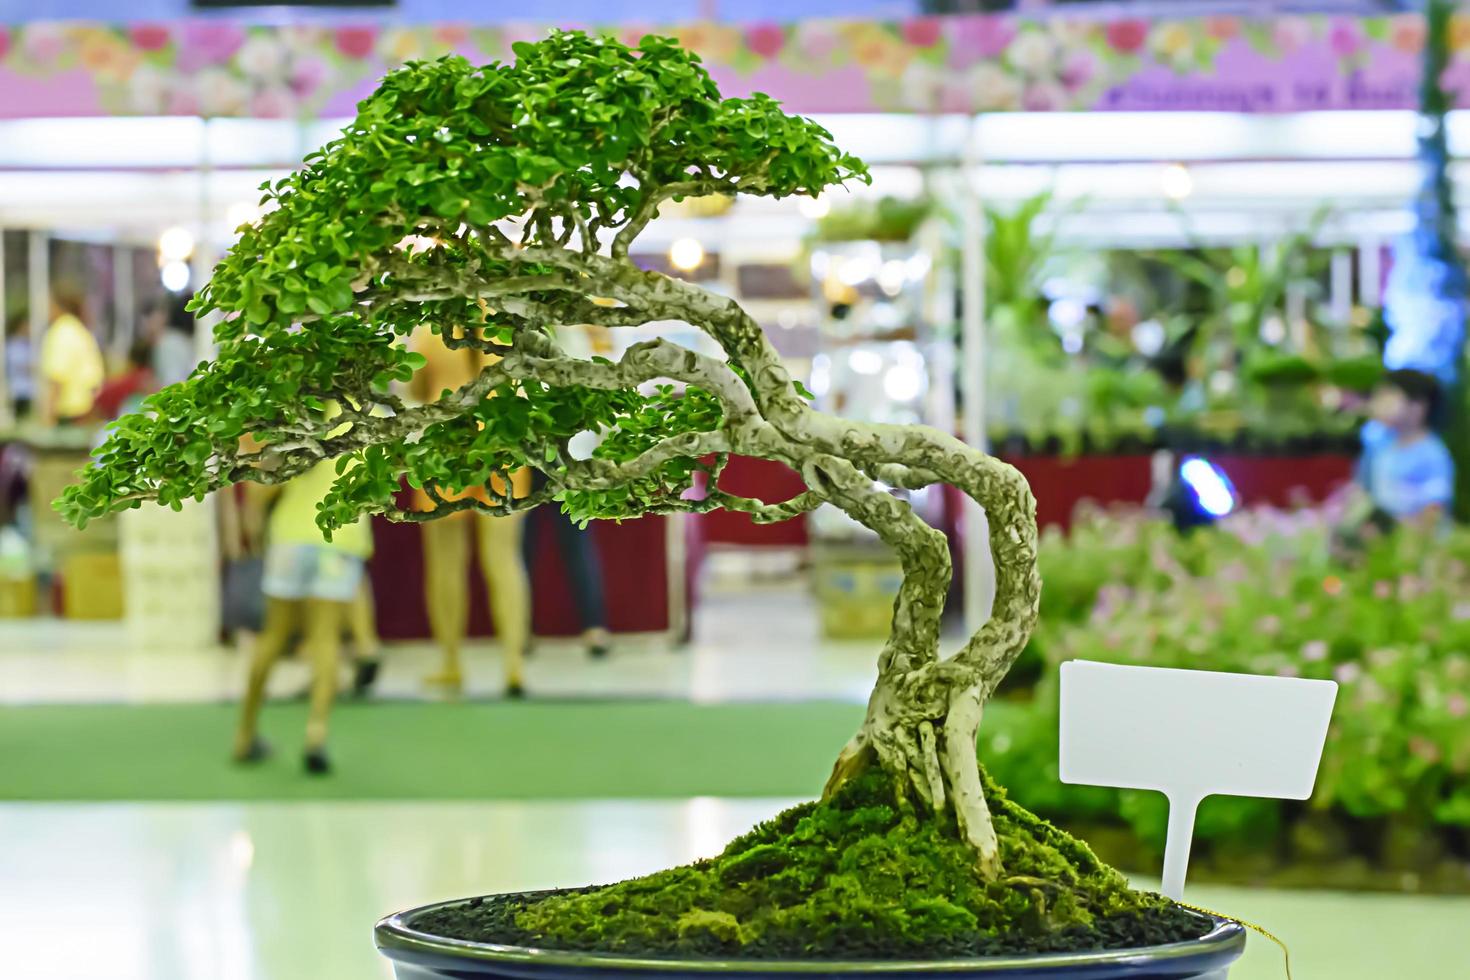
[[58, 30, 867, 533]]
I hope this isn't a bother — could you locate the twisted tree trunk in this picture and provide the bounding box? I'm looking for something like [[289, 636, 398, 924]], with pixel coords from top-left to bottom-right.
[[379, 236, 1041, 878]]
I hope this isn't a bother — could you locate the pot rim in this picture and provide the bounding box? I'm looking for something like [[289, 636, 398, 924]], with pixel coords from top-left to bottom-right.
[[375, 893, 1247, 975]]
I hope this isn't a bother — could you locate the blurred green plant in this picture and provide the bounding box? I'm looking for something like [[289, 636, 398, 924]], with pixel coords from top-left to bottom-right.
[[992, 505, 1470, 884]]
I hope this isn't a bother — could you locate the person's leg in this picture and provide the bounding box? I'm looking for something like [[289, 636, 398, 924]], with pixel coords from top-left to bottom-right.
[[476, 511, 530, 696], [301, 597, 349, 772], [349, 577, 381, 696], [421, 515, 470, 686], [233, 596, 300, 760], [552, 509, 611, 656]]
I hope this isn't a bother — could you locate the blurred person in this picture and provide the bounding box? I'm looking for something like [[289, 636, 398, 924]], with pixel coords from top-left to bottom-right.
[[522, 324, 610, 658], [233, 438, 373, 775], [1351, 368, 1454, 527], [4, 311, 34, 418], [348, 578, 382, 696], [523, 469, 611, 658], [409, 325, 531, 697], [143, 292, 199, 386], [93, 339, 156, 420], [39, 283, 105, 425]]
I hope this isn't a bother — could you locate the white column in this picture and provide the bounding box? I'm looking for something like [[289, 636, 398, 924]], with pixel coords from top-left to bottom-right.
[[959, 119, 995, 634], [0, 230, 9, 427], [27, 231, 47, 422]]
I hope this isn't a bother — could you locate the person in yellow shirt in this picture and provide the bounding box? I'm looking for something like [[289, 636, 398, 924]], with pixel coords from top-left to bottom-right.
[[232, 457, 374, 774], [39, 284, 105, 425], [408, 325, 531, 697]]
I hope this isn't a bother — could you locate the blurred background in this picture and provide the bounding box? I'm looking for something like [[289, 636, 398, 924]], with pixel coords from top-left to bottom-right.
[[2, 1, 1470, 978]]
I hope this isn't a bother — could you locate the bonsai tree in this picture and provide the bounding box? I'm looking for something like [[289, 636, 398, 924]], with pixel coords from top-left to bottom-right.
[[64, 32, 1198, 956]]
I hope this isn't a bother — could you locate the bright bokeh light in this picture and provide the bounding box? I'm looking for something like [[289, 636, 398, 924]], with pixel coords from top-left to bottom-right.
[[798, 195, 831, 219], [1131, 319, 1166, 356], [158, 226, 195, 262], [883, 364, 922, 402], [847, 348, 884, 376], [225, 201, 260, 230], [1161, 162, 1194, 201], [669, 237, 704, 271], [160, 260, 191, 293], [1180, 457, 1236, 517], [878, 259, 908, 296]]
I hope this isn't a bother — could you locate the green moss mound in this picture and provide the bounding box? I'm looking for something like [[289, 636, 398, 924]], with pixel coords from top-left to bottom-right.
[[413, 768, 1210, 959]]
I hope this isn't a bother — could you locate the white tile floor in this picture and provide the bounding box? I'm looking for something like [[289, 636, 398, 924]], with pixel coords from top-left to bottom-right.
[[0, 586, 878, 705], [0, 799, 1465, 980], [2, 586, 1467, 980]]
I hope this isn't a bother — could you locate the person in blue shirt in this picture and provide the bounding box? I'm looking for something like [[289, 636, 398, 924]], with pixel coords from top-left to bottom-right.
[[1356, 369, 1455, 526]]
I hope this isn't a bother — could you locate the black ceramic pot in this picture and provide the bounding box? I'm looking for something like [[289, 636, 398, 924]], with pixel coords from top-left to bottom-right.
[[376, 895, 1246, 980]]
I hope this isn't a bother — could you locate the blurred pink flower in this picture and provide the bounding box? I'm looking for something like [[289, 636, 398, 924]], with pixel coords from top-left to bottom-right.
[[1104, 19, 1149, 55], [333, 25, 378, 61], [1059, 49, 1096, 90], [1334, 662, 1362, 684], [1277, 664, 1301, 678], [1302, 640, 1329, 662], [1205, 16, 1241, 41], [1273, 17, 1313, 54], [1021, 80, 1065, 111], [433, 24, 469, 49], [166, 87, 200, 116], [250, 85, 295, 118], [289, 56, 328, 98], [745, 23, 785, 60], [179, 22, 246, 67], [20, 23, 67, 64], [1409, 736, 1442, 764], [1329, 20, 1363, 58], [1449, 693, 1469, 718], [902, 17, 943, 49], [795, 22, 839, 62], [1256, 614, 1282, 636], [1453, 601, 1470, 621], [1373, 580, 1393, 599], [949, 16, 1016, 59], [129, 24, 172, 52], [1392, 18, 1426, 54]]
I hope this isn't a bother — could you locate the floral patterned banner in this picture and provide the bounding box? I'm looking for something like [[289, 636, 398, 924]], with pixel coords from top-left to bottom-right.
[[0, 14, 1464, 120]]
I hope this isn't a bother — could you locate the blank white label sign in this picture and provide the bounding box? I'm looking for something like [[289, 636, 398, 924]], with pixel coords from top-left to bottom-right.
[[1059, 660, 1337, 900]]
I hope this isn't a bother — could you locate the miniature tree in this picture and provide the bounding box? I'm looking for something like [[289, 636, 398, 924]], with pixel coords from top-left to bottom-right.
[[61, 32, 1039, 879]]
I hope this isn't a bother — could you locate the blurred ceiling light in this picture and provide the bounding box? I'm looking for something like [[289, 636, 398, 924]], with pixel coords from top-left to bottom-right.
[[669, 237, 705, 272], [158, 226, 195, 262], [798, 195, 831, 219], [160, 259, 191, 293], [809, 353, 831, 396], [225, 201, 260, 230], [837, 254, 878, 286], [878, 259, 908, 296], [1161, 163, 1194, 201], [848, 348, 885, 375], [883, 364, 923, 402]]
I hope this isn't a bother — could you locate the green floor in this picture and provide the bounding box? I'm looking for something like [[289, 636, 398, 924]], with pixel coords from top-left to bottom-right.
[[0, 698, 958, 800]]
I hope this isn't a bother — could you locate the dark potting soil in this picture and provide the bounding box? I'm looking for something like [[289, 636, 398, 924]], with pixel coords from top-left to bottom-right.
[[410, 890, 1212, 960], [408, 769, 1212, 961]]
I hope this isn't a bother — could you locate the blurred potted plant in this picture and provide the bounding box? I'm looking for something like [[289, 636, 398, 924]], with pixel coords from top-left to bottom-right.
[[61, 33, 1243, 978]]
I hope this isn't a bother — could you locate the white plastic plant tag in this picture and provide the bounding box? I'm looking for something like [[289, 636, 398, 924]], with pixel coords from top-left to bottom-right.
[[1058, 660, 1337, 900]]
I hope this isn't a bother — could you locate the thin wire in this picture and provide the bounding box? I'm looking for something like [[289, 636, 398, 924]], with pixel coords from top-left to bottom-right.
[[1177, 901, 1292, 980]]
